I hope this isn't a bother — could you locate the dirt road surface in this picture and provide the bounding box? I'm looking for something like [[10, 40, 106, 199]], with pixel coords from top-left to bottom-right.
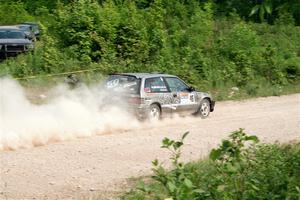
[[1, 94, 300, 200]]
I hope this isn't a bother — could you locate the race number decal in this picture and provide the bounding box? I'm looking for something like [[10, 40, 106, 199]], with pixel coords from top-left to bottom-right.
[[180, 93, 195, 104], [190, 94, 195, 102], [106, 79, 119, 88]]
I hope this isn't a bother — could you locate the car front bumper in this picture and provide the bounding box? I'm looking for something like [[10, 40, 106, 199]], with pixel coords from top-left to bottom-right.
[[210, 100, 215, 112]]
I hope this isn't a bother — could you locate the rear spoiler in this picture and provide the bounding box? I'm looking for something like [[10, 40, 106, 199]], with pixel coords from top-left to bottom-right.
[[109, 73, 139, 79]]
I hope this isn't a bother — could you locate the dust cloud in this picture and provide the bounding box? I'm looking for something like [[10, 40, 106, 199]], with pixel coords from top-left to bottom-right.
[[0, 77, 141, 150]]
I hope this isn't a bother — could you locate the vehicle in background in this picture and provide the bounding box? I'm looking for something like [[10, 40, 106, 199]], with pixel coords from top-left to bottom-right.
[[104, 73, 215, 120], [20, 22, 40, 40], [0, 26, 33, 58], [17, 24, 36, 41]]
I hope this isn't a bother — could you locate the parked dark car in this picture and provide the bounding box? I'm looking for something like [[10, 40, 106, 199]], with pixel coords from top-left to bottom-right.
[[104, 73, 215, 120], [0, 26, 33, 57]]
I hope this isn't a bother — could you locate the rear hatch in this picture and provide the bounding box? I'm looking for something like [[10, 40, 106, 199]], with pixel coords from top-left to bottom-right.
[[104, 74, 142, 106]]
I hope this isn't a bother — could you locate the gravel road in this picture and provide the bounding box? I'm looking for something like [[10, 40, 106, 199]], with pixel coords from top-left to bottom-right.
[[1, 94, 300, 200]]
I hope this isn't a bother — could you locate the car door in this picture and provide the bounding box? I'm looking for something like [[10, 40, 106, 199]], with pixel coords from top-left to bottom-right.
[[143, 77, 178, 115], [164, 77, 199, 114]]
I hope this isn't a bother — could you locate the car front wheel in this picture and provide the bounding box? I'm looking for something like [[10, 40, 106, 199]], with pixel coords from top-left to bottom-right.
[[198, 99, 210, 119]]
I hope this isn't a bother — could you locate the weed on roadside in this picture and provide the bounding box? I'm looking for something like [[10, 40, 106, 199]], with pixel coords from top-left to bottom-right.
[[121, 129, 300, 200]]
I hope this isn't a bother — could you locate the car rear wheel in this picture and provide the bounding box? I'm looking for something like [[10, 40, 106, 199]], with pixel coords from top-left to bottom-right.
[[148, 104, 161, 121], [198, 99, 210, 119]]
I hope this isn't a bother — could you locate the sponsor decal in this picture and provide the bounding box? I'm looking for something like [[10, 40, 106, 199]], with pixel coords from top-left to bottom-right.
[[151, 85, 167, 89], [106, 79, 119, 88], [180, 93, 195, 104], [180, 93, 189, 99], [190, 94, 195, 102], [150, 85, 168, 92], [144, 87, 151, 93]]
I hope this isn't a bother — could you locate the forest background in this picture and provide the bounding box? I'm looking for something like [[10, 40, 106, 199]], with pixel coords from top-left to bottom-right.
[[0, 0, 299, 99]]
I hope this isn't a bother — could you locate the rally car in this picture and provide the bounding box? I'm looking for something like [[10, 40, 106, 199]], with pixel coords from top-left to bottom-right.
[[104, 73, 215, 120]]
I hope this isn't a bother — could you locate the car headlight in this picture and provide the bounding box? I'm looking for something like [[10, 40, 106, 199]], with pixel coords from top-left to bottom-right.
[[26, 44, 34, 50]]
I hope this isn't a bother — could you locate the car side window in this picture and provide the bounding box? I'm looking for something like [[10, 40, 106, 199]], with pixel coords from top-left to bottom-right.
[[165, 77, 189, 92], [144, 77, 168, 93]]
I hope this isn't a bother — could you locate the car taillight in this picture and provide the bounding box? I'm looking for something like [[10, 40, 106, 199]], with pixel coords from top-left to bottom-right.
[[129, 97, 143, 104]]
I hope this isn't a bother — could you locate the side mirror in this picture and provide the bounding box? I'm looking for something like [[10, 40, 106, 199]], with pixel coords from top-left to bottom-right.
[[188, 86, 195, 92]]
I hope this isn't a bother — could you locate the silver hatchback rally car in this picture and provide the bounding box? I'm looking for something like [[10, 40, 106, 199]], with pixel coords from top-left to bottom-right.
[[105, 73, 215, 120]]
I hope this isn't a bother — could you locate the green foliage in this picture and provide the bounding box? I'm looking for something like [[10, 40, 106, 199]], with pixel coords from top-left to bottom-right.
[[209, 129, 259, 162], [54, 0, 103, 63], [213, 0, 300, 25], [0, 1, 34, 25], [209, 129, 260, 199], [0, 0, 300, 98], [122, 130, 300, 200], [216, 23, 261, 86], [135, 132, 212, 200], [150, 132, 203, 200], [249, 0, 273, 22]]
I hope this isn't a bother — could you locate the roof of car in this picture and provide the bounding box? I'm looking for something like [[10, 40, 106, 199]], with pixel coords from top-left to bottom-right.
[[0, 26, 20, 31], [111, 73, 177, 79], [18, 24, 31, 27], [21, 22, 39, 27]]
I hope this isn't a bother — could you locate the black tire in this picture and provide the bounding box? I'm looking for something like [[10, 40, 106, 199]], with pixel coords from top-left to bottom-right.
[[148, 104, 161, 121], [197, 99, 211, 119]]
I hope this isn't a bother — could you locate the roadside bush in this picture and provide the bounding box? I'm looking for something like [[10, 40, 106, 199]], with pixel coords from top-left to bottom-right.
[[122, 129, 300, 200], [54, 0, 104, 63], [215, 22, 261, 86], [0, 1, 34, 25], [284, 57, 300, 82], [1, 0, 300, 99]]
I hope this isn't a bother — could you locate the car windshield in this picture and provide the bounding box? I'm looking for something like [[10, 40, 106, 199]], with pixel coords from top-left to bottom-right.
[[0, 32, 6, 38], [22, 23, 39, 32], [0, 31, 25, 39], [105, 75, 140, 94], [18, 25, 30, 31]]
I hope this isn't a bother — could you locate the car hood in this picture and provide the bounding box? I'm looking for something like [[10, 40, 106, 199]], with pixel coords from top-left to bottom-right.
[[0, 39, 32, 44]]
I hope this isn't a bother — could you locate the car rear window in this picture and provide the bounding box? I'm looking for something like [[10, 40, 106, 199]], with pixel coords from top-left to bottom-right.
[[105, 75, 141, 94]]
